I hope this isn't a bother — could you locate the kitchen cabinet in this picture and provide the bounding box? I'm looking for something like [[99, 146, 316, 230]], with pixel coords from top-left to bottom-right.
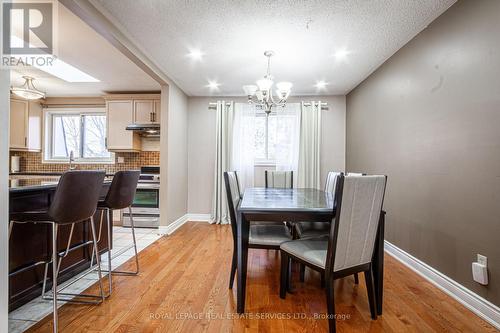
[[106, 100, 141, 152], [104, 94, 160, 152], [9, 98, 42, 152], [134, 100, 156, 124]]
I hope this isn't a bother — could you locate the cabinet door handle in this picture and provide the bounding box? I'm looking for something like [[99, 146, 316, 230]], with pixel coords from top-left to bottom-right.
[[25, 137, 27, 147], [105, 137, 107, 149], [152, 112, 156, 123]]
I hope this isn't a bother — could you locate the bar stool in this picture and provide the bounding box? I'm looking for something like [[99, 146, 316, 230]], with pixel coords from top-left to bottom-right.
[[91, 170, 140, 296], [9, 170, 106, 333]]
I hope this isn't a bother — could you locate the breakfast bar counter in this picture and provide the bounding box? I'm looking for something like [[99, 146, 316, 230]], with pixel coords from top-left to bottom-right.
[[8, 176, 112, 310]]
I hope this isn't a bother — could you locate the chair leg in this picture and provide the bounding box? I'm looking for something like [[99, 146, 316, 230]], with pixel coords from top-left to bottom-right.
[[321, 273, 326, 288], [279, 252, 289, 299], [90, 217, 106, 302], [51, 223, 58, 333], [354, 273, 359, 285], [325, 275, 336, 333], [287, 257, 293, 292], [105, 209, 113, 295], [364, 268, 377, 320], [229, 248, 237, 289], [299, 263, 306, 282]]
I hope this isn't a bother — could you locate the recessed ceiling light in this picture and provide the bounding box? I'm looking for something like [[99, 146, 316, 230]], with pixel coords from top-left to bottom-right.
[[315, 80, 328, 89], [188, 49, 204, 61], [206, 80, 220, 90], [334, 48, 350, 61]]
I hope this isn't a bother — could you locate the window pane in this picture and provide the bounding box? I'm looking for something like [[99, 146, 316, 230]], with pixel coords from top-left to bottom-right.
[[254, 116, 266, 160], [267, 115, 277, 161], [82, 115, 110, 158], [53, 115, 80, 158]]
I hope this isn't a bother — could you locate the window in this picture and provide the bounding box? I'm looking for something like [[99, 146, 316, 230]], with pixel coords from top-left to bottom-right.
[[254, 111, 277, 163], [44, 108, 112, 163]]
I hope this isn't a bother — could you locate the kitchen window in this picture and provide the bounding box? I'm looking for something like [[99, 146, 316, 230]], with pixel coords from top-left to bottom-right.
[[44, 108, 113, 163]]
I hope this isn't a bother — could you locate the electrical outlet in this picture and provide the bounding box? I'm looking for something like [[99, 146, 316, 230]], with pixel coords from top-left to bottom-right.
[[477, 254, 488, 267], [117, 156, 125, 164]]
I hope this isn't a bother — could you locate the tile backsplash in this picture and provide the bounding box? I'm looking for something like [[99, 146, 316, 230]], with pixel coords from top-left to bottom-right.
[[10, 151, 160, 174]]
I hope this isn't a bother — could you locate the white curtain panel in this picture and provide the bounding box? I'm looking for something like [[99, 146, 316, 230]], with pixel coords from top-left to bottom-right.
[[232, 103, 256, 192], [211, 101, 234, 225], [298, 101, 322, 189], [275, 103, 301, 179]]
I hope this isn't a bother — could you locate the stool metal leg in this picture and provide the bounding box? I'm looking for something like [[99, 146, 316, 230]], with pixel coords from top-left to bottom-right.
[[42, 219, 106, 304], [90, 216, 106, 302], [106, 206, 140, 276], [51, 222, 58, 333]]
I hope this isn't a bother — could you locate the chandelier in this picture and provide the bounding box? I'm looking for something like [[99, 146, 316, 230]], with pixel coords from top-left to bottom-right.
[[11, 76, 45, 100], [242, 51, 292, 115]]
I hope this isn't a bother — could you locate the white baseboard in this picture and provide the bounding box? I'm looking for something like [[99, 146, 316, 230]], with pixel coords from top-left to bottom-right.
[[159, 213, 211, 235], [385, 241, 500, 330], [186, 213, 212, 222]]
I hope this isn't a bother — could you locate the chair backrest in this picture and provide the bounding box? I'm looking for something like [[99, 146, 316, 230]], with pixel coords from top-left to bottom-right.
[[223, 171, 241, 240], [48, 170, 106, 224], [324, 171, 343, 194], [326, 175, 387, 273], [346, 172, 365, 176], [103, 170, 140, 209], [265, 170, 293, 188]]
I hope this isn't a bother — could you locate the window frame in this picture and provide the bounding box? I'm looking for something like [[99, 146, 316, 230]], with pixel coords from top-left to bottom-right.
[[43, 107, 114, 164]]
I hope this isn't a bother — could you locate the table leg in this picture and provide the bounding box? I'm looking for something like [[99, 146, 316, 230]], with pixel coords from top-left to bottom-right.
[[237, 212, 250, 313], [373, 212, 385, 315]]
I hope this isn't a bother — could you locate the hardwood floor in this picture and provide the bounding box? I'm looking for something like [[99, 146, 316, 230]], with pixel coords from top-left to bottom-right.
[[26, 222, 496, 333]]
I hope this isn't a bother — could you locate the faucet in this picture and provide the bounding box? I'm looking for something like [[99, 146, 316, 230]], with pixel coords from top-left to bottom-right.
[[69, 151, 76, 170]]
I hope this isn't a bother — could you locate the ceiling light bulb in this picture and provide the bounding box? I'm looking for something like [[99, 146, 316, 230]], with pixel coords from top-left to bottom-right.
[[315, 81, 328, 89], [188, 49, 204, 61], [206, 80, 220, 89], [334, 48, 350, 61]]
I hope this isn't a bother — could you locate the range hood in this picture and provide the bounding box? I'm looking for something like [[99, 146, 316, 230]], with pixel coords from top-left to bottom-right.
[[126, 123, 160, 137]]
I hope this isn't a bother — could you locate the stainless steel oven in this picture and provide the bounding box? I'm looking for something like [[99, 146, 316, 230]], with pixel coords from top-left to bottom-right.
[[123, 166, 160, 228]]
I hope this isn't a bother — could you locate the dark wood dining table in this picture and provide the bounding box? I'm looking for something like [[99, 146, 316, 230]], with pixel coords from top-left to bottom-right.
[[236, 187, 386, 315]]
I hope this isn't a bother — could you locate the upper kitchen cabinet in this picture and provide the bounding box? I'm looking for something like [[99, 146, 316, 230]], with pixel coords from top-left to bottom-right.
[[104, 94, 160, 152], [106, 99, 141, 152], [9, 98, 42, 152]]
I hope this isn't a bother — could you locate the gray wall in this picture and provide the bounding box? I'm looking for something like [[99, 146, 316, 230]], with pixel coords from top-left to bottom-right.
[[187, 95, 346, 214], [160, 83, 189, 225], [346, 0, 500, 306]]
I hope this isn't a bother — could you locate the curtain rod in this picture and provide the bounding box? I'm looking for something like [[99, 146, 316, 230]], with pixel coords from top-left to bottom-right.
[[208, 102, 328, 110]]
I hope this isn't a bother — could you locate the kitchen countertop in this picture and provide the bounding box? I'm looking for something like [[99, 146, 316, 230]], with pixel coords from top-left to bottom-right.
[[9, 175, 113, 193], [10, 171, 116, 177]]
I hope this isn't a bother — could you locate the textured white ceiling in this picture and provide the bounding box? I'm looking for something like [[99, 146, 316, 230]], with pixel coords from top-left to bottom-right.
[[11, 3, 159, 97], [93, 0, 455, 96]]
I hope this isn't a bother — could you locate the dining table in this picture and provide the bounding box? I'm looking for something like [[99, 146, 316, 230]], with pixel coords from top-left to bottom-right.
[[236, 187, 386, 315]]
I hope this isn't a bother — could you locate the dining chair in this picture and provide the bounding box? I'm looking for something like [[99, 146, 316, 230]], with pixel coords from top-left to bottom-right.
[[9, 171, 106, 333], [224, 171, 292, 289], [279, 174, 387, 333], [294, 171, 359, 285], [264, 170, 293, 188]]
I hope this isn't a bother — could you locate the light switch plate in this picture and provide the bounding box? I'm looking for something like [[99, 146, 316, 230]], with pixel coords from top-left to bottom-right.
[[117, 156, 125, 164], [477, 254, 488, 267]]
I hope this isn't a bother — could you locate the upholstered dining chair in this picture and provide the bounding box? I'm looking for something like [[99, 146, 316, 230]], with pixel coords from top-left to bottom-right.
[[224, 171, 292, 289], [279, 174, 387, 333]]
